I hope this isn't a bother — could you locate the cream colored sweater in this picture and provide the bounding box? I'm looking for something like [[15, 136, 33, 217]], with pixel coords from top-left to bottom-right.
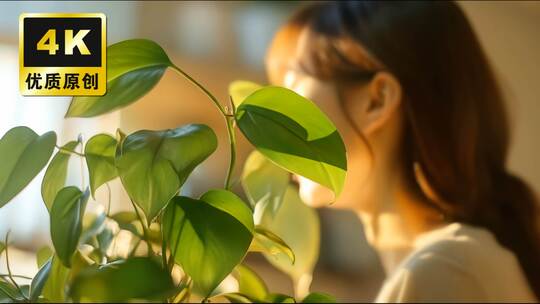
[[375, 222, 537, 303]]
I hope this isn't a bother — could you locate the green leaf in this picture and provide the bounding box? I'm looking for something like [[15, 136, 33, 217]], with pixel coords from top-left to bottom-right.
[[41, 140, 80, 211], [70, 257, 175, 302], [66, 39, 172, 117], [0, 280, 24, 301], [0, 242, 4, 256], [229, 80, 262, 107], [85, 134, 118, 197], [42, 255, 70, 302], [259, 185, 320, 295], [110, 211, 141, 237], [30, 259, 52, 302], [250, 226, 295, 264], [216, 292, 254, 303], [50, 186, 90, 267], [70, 250, 97, 280], [115, 128, 127, 159], [233, 264, 268, 302], [302, 292, 336, 303], [110, 211, 138, 225], [20, 285, 30, 299], [163, 190, 253, 297], [242, 150, 289, 223], [36, 246, 53, 269], [116, 124, 217, 222], [0, 126, 56, 207], [265, 293, 296, 303], [0, 290, 10, 302], [199, 189, 254, 233], [236, 86, 347, 199], [242, 153, 295, 265]]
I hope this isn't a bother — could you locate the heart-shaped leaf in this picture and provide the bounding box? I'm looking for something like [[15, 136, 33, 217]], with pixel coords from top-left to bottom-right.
[[70, 257, 175, 302], [236, 86, 347, 199], [0, 126, 56, 207], [65, 39, 172, 117], [116, 124, 217, 222], [163, 190, 253, 297], [85, 134, 118, 197], [41, 140, 80, 211], [50, 186, 90, 267], [229, 80, 262, 107], [199, 189, 254, 233]]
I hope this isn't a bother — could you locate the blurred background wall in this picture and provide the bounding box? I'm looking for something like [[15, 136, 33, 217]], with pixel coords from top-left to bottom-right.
[[0, 1, 538, 302]]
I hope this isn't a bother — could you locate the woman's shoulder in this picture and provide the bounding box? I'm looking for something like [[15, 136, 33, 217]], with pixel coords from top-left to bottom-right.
[[376, 240, 489, 302], [375, 222, 536, 302], [408, 222, 516, 270]]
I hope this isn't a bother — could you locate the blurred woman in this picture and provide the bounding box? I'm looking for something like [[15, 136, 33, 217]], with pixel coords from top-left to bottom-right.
[[267, 1, 539, 302]]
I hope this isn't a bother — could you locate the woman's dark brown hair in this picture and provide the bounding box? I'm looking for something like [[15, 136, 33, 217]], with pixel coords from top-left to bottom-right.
[[267, 0, 540, 298]]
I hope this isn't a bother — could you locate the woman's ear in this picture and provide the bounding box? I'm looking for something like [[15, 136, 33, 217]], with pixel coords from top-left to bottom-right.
[[360, 72, 402, 134]]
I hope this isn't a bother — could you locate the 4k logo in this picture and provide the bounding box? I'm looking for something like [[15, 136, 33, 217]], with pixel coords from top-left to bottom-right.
[[37, 29, 92, 55], [19, 13, 106, 96]]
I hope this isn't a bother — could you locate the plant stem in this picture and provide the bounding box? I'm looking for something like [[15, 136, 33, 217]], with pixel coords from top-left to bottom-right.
[[79, 141, 86, 189], [167, 213, 184, 274], [55, 145, 85, 157], [170, 64, 238, 189], [129, 199, 153, 257], [160, 213, 168, 269], [0, 274, 32, 280], [171, 64, 226, 116], [3, 232, 28, 301], [128, 238, 142, 258], [224, 98, 237, 190], [161, 237, 168, 269], [105, 183, 112, 216]]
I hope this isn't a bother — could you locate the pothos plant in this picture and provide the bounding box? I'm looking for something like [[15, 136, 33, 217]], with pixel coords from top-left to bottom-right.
[[0, 39, 347, 303]]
